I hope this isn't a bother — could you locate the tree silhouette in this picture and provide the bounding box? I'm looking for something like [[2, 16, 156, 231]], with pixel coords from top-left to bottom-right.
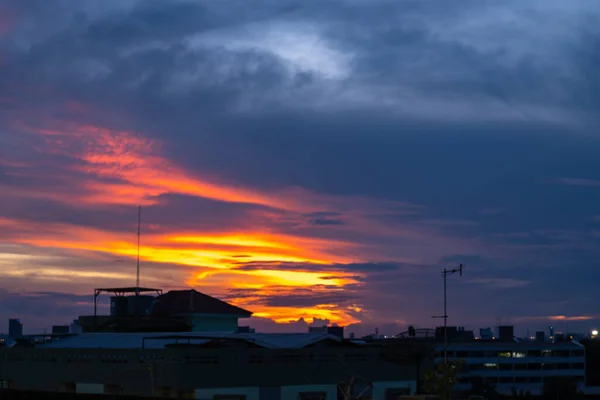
[[424, 359, 464, 400], [541, 377, 584, 400], [467, 376, 499, 399], [511, 387, 532, 399]]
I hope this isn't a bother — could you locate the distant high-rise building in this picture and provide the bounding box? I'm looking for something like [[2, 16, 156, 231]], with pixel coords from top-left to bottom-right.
[[52, 325, 70, 335], [535, 331, 545, 342], [8, 319, 23, 338], [308, 325, 344, 338], [498, 325, 514, 341], [308, 326, 328, 334]]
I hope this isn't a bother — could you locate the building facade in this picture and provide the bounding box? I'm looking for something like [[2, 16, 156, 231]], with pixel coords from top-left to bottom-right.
[[435, 340, 585, 396], [0, 332, 417, 399]]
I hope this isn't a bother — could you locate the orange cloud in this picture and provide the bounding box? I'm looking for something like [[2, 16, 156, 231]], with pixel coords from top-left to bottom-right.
[[549, 315, 595, 322], [1, 109, 421, 326], [13, 119, 296, 210], [0, 216, 363, 325]]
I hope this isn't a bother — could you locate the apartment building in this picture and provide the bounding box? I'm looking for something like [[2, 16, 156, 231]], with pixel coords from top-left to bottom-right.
[[434, 339, 585, 396]]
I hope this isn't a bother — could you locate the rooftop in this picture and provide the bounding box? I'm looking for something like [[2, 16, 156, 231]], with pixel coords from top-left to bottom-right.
[[34, 332, 341, 349], [151, 289, 252, 317], [439, 340, 584, 351]]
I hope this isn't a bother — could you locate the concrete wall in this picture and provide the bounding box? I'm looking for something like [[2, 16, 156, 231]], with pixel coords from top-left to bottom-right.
[[187, 314, 239, 332], [280, 384, 336, 399], [195, 386, 259, 400], [0, 345, 416, 398], [372, 380, 416, 399]]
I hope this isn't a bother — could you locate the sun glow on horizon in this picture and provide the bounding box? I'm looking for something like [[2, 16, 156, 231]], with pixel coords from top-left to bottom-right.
[[0, 215, 365, 325], [0, 117, 371, 327]]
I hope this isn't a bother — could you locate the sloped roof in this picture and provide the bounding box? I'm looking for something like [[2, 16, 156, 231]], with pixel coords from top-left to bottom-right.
[[35, 332, 341, 349], [151, 289, 252, 317]]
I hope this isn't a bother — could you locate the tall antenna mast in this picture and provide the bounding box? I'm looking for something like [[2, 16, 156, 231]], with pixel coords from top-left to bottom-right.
[[136, 205, 141, 289]]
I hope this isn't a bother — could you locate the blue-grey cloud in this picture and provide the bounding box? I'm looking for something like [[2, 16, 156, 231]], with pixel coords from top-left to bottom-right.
[[1, 0, 600, 336]]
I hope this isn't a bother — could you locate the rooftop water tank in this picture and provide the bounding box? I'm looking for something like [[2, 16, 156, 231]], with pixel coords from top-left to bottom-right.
[[127, 295, 154, 316], [110, 296, 129, 317]]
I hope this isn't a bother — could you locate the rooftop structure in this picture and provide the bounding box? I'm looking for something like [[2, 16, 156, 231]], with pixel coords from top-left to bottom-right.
[[34, 332, 342, 350], [81, 287, 252, 334], [151, 289, 251, 317], [8, 319, 23, 339]]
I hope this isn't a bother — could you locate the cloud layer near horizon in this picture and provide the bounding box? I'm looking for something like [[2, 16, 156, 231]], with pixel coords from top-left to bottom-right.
[[1, 0, 600, 336]]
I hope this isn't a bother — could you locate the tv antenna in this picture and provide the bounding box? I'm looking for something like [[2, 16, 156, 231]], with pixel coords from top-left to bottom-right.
[[136, 205, 141, 290], [431, 263, 464, 400]]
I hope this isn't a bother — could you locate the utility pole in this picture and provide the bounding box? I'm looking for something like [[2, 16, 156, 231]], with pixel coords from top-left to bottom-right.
[[433, 263, 464, 400]]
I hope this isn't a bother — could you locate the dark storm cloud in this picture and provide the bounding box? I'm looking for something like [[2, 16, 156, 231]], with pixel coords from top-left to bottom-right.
[[1, 0, 600, 335], [311, 218, 345, 226], [225, 287, 359, 309], [0, 290, 100, 333], [231, 261, 401, 274]]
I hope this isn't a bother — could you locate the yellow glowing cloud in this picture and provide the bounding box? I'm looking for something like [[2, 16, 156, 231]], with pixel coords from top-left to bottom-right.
[[2, 116, 373, 326], [252, 306, 359, 325], [0, 217, 362, 297]]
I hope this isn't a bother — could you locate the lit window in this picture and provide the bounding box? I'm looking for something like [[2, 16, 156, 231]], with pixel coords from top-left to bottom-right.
[[484, 363, 497, 369], [512, 352, 526, 358], [498, 352, 511, 358]]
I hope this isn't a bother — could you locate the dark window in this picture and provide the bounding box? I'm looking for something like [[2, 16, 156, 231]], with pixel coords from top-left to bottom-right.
[[499, 377, 513, 383], [528, 363, 542, 370], [514, 363, 527, 370], [529, 377, 542, 383], [499, 363, 513, 370], [213, 396, 246, 400], [572, 363, 584, 369], [457, 351, 468, 357], [0, 380, 13, 389], [515, 377, 528, 383], [556, 363, 569, 370], [572, 350, 584, 357], [529, 350, 541, 357], [543, 363, 556, 370], [104, 385, 122, 395]]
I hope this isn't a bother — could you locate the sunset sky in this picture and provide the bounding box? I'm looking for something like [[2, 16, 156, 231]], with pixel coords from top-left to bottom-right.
[[1, 0, 600, 336]]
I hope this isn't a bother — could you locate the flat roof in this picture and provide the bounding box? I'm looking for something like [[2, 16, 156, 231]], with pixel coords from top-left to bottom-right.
[[438, 340, 584, 351], [34, 332, 342, 350], [95, 287, 161, 293]]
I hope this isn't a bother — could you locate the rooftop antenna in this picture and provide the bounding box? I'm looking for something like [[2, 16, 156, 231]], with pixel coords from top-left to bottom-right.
[[432, 263, 464, 400], [136, 205, 141, 291]]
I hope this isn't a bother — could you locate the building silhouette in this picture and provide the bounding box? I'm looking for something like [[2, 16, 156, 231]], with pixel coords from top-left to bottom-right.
[[8, 319, 22, 339]]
